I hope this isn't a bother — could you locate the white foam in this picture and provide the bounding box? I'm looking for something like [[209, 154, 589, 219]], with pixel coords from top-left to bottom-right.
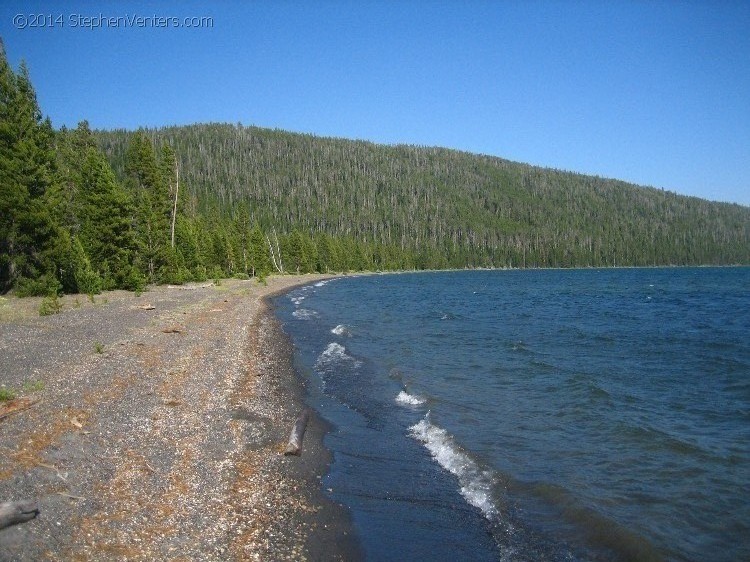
[[315, 342, 362, 371], [396, 391, 426, 406], [292, 308, 318, 320], [331, 324, 351, 337], [290, 295, 306, 305], [409, 416, 498, 519], [314, 280, 329, 287]]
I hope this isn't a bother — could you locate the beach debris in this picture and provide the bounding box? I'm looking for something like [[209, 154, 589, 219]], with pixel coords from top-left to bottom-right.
[[162, 327, 182, 334], [163, 398, 182, 407], [166, 282, 214, 290], [56, 492, 85, 501], [283, 409, 310, 456], [0, 500, 39, 530], [70, 415, 84, 429], [0, 398, 37, 422], [37, 462, 68, 482], [136, 304, 156, 310]]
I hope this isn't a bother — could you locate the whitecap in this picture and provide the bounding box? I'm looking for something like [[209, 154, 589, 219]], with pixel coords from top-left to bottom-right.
[[290, 295, 306, 305], [315, 342, 362, 371], [396, 391, 426, 406], [292, 308, 318, 320], [409, 415, 499, 519], [314, 280, 329, 287], [331, 324, 351, 337]]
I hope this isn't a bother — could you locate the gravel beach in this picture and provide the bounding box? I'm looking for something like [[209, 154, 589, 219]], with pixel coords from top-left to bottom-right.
[[0, 276, 360, 561]]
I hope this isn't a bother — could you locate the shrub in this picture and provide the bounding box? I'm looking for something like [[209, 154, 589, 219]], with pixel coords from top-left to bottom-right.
[[23, 380, 44, 393], [123, 266, 147, 293], [16, 274, 62, 297], [75, 265, 102, 296], [0, 387, 15, 401], [39, 294, 63, 316]]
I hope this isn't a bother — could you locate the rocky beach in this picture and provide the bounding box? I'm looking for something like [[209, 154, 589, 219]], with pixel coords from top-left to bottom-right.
[[0, 276, 360, 561]]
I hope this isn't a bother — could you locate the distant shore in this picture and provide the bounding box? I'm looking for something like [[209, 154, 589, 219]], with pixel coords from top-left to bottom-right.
[[0, 275, 359, 560]]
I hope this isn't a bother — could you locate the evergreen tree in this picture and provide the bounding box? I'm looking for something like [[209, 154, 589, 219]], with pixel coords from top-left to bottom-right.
[[247, 224, 271, 277], [0, 41, 59, 293], [79, 146, 137, 288], [125, 132, 173, 282]]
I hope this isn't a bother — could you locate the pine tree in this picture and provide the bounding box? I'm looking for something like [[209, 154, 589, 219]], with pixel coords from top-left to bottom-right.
[[0, 41, 59, 293], [247, 224, 271, 278], [79, 146, 137, 288], [125, 132, 173, 282]]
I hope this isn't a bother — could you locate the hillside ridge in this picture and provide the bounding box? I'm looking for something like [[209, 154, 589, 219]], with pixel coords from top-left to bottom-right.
[[95, 123, 750, 269]]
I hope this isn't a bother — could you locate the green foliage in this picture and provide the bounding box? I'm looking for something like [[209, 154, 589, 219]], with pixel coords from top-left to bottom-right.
[[0, 387, 15, 401], [22, 379, 44, 393], [2, 37, 749, 299], [93, 341, 104, 354], [0, 46, 60, 292], [122, 265, 147, 293], [75, 267, 102, 296], [16, 273, 62, 297], [39, 294, 63, 316], [95, 123, 750, 270]]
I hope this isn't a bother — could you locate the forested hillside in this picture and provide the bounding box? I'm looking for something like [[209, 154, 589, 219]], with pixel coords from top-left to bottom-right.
[[2, 37, 749, 298], [96, 123, 750, 269]]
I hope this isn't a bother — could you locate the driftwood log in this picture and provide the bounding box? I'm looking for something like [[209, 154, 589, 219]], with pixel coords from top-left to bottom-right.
[[283, 409, 310, 456], [0, 500, 39, 530]]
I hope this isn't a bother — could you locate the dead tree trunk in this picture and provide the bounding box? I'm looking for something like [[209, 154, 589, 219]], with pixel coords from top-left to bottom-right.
[[170, 162, 179, 249], [283, 409, 310, 456], [0, 500, 39, 530], [265, 228, 284, 274]]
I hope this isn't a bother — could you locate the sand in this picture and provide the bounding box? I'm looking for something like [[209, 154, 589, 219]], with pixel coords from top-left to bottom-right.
[[0, 276, 361, 561]]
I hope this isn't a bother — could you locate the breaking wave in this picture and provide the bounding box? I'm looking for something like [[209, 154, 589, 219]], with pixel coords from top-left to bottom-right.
[[396, 391, 426, 406], [292, 308, 318, 320], [409, 415, 499, 519], [331, 324, 352, 337], [315, 342, 362, 371]]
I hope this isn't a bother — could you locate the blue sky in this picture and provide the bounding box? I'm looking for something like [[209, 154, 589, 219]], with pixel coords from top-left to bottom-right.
[[1, 1, 748, 205]]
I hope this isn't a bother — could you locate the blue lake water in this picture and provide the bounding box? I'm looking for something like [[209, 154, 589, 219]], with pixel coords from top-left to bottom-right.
[[274, 268, 750, 561]]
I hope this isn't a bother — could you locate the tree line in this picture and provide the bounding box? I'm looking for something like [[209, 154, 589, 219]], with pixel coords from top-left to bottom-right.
[[96, 123, 750, 270], [2, 40, 749, 297], [1, 42, 377, 297]]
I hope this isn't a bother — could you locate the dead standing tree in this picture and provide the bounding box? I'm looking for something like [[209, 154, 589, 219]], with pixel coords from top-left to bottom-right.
[[266, 228, 284, 274]]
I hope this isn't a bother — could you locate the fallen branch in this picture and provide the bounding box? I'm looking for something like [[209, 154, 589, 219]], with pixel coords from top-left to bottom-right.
[[283, 409, 310, 456], [56, 492, 85, 501], [0, 399, 38, 422], [0, 500, 39, 530], [166, 283, 214, 290]]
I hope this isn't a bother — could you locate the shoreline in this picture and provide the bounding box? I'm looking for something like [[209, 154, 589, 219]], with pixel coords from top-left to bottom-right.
[[0, 275, 360, 560], [229, 289, 362, 560]]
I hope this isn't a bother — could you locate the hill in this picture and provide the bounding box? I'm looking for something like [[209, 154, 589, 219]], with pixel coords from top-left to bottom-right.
[[2, 33, 748, 297], [95, 123, 750, 270]]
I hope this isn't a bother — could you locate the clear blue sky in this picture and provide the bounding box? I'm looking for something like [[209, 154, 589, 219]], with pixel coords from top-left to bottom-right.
[[1, 1, 748, 205]]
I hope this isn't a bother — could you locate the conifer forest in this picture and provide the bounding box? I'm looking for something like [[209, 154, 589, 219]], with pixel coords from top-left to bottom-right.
[[2, 42, 749, 296]]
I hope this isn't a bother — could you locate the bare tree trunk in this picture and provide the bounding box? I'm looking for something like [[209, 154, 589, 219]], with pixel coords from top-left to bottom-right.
[[272, 228, 284, 273], [266, 234, 282, 274], [0, 500, 39, 530], [284, 409, 310, 456], [171, 162, 179, 249]]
